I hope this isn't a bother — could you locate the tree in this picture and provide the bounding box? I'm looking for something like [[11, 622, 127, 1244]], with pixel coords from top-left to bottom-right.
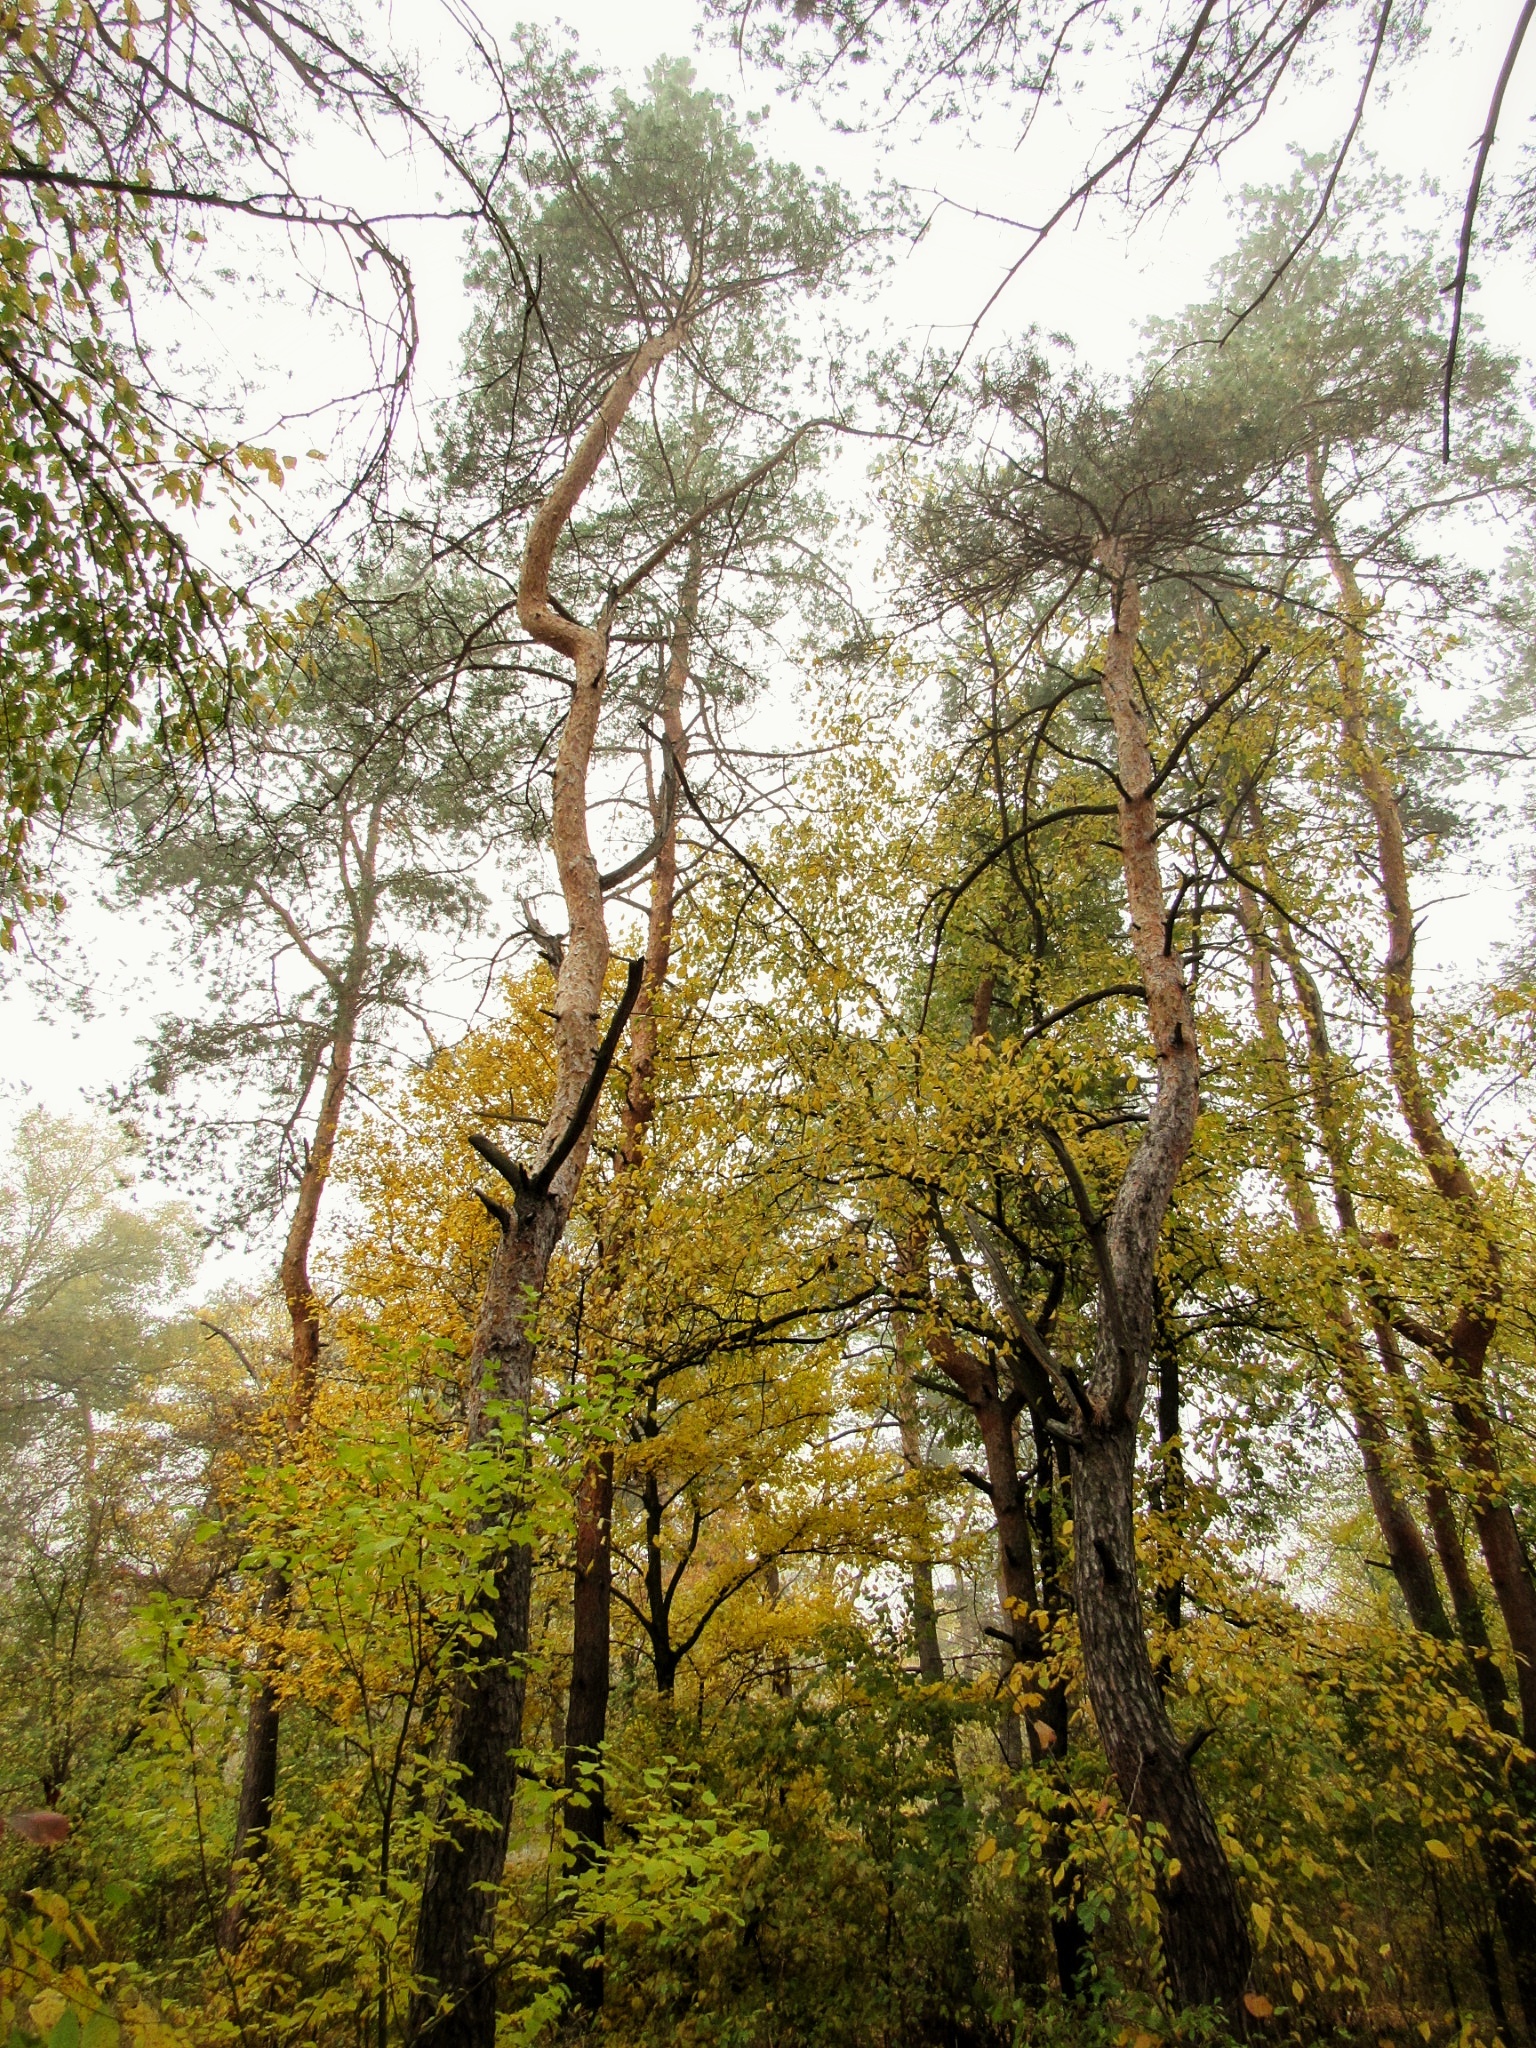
[[0, 1109, 212, 1819], [0, 0, 533, 935], [107, 575, 530, 1929], [405, 51, 865, 2044], [887, 341, 1334, 2015]]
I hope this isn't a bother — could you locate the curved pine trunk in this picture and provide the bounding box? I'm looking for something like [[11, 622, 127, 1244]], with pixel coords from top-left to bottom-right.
[[407, 326, 689, 2048]]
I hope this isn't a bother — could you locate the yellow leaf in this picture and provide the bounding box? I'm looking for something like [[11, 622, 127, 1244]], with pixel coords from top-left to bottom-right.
[[1251, 1901, 1272, 1949], [1243, 1995, 1274, 2019], [976, 1836, 997, 1864], [1424, 1839, 1453, 1862], [29, 1991, 68, 2036]]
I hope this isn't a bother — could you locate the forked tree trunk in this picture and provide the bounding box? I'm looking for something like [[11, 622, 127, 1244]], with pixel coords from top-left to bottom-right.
[[1064, 550, 1249, 2017], [222, 850, 375, 1949], [407, 324, 689, 2048], [1306, 460, 1536, 1752]]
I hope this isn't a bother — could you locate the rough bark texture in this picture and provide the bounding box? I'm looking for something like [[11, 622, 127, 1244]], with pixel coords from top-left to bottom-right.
[[407, 324, 689, 2048], [1306, 458, 1536, 1751], [1066, 552, 1250, 2018]]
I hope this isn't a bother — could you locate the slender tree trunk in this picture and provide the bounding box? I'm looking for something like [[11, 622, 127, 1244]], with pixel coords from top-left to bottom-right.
[[223, 868, 373, 1947], [893, 1234, 947, 1684], [928, 1328, 1088, 1995], [1065, 551, 1250, 2018], [1253, 741, 1536, 2015], [1234, 878, 1451, 1638], [1245, 797, 1512, 1715], [408, 324, 689, 2048], [897, 1404, 946, 1684], [559, 537, 702, 2017], [1307, 461, 1536, 1750]]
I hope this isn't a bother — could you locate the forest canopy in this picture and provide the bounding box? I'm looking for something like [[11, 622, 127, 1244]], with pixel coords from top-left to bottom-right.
[[3, 5, 1536, 2048]]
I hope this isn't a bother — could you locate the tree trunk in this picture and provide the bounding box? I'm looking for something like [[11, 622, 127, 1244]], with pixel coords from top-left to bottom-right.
[[1066, 550, 1249, 2018], [1234, 876, 1451, 1638], [558, 538, 701, 2014], [1245, 797, 1515, 1718], [928, 1327, 1088, 1994], [223, 857, 374, 1948], [407, 323, 690, 2048], [1248, 708, 1536, 2021], [1307, 459, 1536, 1750]]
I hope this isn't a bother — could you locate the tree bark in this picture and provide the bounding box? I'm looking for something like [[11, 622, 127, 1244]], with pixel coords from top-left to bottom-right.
[[407, 323, 689, 2048], [1306, 458, 1536, 1751], [1064, 550, 1250, 2018]]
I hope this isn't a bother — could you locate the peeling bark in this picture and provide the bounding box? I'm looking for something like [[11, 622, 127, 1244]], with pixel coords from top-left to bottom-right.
[[1063, 549, 1250, 2018]]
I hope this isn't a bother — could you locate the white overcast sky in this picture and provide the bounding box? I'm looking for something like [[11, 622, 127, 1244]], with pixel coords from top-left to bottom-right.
[[5, 0, 1535, 1215]]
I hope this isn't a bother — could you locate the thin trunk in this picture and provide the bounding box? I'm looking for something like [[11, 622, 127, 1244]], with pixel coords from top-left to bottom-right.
[[558, 540, 703, 2018], [1247, 798, 1511, 1713], [1067, 551, 1249, 2017], [894, 1236, 946, 1684], [1250, 735, 1536, 2022], [223, 839, 375, 1948], [759, 1549, 792, 1700], [1307, 458, 1536, 1749], [1149, 1312, 1184, 1690], [1234, 878, 1451, 1638], [642, 1464, 681, 1696], [929, 1327, 1088, 1995], [408, 322, 689, 2048]]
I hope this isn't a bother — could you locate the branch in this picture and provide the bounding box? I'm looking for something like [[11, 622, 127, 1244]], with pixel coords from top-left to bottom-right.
[[531, 957, 646, 1197], [599, 745, 679, 891], [1145, 645, 1269, 799], [1443, 0, 1536, 460], [1042, 1128, 1132, 1424], [964, 1213, 1075, 1414], [467, 1134, 528, 1199], [608, 420, 835, 608]]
